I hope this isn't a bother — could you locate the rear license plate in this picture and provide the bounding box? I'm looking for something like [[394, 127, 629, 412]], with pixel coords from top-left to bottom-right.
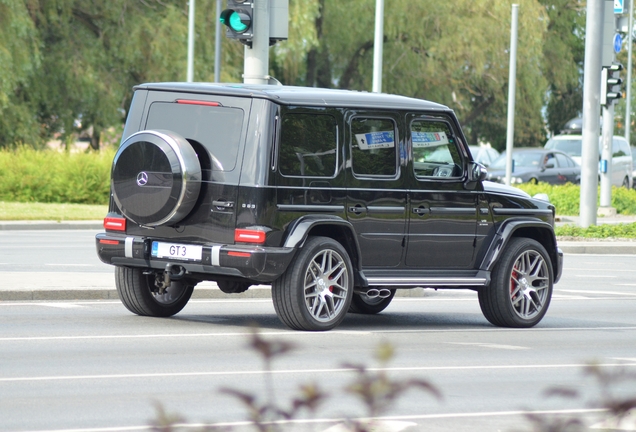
[[151, 241, 203, 261]]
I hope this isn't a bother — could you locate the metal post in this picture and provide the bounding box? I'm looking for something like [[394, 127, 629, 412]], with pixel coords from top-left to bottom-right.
[[580, 0, 605, 228], [626, 0, 634, 145], [600, 103, 615, 210], [504, 4, 519, 187], [372, 0, 384, 93], [244, 0, 270, 84], [214, 0, 222, 82], [187, 0, 195, 82]]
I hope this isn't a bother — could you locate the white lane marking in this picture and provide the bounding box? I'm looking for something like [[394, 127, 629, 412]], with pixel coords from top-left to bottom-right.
[[1, 363, 635, 383], [2, 326, 636, 342], [37, 303, 84, 309], [573, 275, 617, 278], [616, 284, 636, 287], [613, 357, 636, 362], [44, 264, 95, 267], [322, 420, 416, 432], [559, 289, 636, 297], [565, 268, 636, 273], [446, 342, 529, 350], [1, 408, 608, 432]]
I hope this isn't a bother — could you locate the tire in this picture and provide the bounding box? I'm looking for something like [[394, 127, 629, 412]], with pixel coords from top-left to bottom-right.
[[622, 176, 630, 188], [529, 177, 539, 185], [349, 289, 396, 314], [115, 267, 194, 317], [111, 130, 202, 227], [272, 237, 354, 331], [478, 238, 553, 328]]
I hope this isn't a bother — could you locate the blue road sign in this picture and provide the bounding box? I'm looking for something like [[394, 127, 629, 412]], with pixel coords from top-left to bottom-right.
[[615, 0, 624, 14], [614, 33, 623, 54]]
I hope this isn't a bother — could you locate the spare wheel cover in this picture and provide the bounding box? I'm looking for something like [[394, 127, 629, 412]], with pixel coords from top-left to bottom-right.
[[111, 129, 202, 227]]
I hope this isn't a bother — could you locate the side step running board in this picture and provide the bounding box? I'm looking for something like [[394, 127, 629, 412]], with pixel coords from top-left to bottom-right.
[[366, 277, 488, 288]]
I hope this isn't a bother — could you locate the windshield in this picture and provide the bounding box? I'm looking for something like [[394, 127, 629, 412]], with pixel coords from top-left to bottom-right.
[[490, 151, 543, 169], [545, 138, 582, 157]]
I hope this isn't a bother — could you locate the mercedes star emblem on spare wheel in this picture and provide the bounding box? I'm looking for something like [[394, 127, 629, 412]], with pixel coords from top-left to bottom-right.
[[136, 171, 149, 186]]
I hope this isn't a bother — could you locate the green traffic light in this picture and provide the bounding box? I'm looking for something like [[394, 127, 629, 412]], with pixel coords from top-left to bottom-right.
[[220, 9, 250, 33]]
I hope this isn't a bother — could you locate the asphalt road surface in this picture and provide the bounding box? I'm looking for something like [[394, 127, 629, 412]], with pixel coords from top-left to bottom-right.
[[0, 230, 635, 432]]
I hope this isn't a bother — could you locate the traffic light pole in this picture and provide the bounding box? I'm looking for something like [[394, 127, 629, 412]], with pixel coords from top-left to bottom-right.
[[600, 103, 616, 211], [244, 0, 270, 84], [580, 0, 605, 228]]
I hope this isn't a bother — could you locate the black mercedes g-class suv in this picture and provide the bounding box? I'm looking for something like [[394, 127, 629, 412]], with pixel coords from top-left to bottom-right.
[[96, 83, 563, 331]]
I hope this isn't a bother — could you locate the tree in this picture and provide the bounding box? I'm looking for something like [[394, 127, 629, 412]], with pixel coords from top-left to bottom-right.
[[305, 0, 550, 150]]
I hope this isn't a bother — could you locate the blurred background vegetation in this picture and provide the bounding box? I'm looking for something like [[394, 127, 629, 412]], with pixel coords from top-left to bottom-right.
[[0, 0, 614, 151]]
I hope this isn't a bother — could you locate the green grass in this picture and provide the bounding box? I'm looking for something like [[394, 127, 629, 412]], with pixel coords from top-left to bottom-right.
[[0, 201, 107, 221]]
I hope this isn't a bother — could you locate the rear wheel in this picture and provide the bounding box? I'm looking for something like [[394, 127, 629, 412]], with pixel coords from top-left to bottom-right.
[[349, 289, 396, 314], [478, 238, 553, 328], [115, 267, 194, 317], [623, 176, 630, 188], [272, 237, 353, 331]]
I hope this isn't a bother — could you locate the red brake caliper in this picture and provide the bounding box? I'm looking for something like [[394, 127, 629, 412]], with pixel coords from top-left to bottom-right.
[[510, 265, 519, 300]]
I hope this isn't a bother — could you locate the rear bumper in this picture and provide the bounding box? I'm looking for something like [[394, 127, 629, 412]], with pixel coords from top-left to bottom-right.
[[95, 233, 296, 283]]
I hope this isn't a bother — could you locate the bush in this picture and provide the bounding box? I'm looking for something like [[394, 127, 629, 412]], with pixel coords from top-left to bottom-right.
[[555, 222, 636, 238], [516, 183, 636, 216], [0, 146, 114, 205]]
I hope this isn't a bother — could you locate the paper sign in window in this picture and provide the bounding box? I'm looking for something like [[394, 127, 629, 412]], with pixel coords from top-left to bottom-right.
[[355, 131, 395, 150]]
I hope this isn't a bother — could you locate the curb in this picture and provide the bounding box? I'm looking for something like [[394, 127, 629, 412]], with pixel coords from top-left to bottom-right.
[[0, 286, 438, 302]]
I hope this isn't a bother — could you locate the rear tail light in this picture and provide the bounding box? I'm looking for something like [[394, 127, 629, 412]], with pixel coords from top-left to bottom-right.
[[234, 228, 266, 244], [104, 217, 126, 232]]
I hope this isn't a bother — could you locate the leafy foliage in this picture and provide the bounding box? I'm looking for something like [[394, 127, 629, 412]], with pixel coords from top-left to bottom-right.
[[555, 222, 636, 238], [0, 146, 114, 204], [517, 183, 636, 216], [1, 0, 587, 151]]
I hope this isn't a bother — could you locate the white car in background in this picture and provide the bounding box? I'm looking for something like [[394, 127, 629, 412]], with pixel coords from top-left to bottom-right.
[[545, 135, 633, 188], [468, 145, 500, 167]]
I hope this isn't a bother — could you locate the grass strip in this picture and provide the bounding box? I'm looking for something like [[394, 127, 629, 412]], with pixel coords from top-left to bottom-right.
[[0, 201, 107, 221]]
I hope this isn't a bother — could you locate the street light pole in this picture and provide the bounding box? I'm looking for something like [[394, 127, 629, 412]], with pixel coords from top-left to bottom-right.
[[187, 0, 195, 82], [626, 0, 634, 145], [372, 0, 384, 93], [504, 4, 519, 187]]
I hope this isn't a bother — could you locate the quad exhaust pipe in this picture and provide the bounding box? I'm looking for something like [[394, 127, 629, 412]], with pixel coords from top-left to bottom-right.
[[355, 288, 392, 299]]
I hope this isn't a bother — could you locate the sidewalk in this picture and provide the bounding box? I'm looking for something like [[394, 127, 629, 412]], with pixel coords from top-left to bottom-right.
[[0, 218, 635, 302]]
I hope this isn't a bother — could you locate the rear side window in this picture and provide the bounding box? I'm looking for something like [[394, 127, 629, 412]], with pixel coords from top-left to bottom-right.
[[146, 102, 243, 172], [279, 113, 338, 177], [350, 117, 397, 177], [411, 120, 462, 178]]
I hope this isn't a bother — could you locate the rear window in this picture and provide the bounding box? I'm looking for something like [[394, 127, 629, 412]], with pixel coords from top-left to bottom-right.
[[545, 138, 582, 157], [145, 102, 244, 172]]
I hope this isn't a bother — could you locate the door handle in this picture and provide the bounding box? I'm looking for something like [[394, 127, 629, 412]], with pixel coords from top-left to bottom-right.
[[348, 205, 367, 215], [413, 207, 430, 215], [212, 200, 234, 209]]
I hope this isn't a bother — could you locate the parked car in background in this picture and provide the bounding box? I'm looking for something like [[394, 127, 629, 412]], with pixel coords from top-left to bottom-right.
[[487, 148, 580, 185], [468, 144, 500, 167], [544, 134, 633, 188]]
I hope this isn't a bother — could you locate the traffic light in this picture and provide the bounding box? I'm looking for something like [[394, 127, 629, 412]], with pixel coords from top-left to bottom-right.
[[220, 0, 253, 45], [600, 63, 624, 106]]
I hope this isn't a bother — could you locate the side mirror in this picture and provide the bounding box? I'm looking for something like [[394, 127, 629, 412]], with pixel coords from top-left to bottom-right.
[[545, 162, 555, 169], [469, 162, 488, 182]]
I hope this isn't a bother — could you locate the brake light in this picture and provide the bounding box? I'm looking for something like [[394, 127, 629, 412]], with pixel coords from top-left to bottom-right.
[[234, 229, 266, 244], [104, 217, 126, 232], [228, 251, 251, 258], [99, 239, 120, 245], [176, 99, 220, 107]]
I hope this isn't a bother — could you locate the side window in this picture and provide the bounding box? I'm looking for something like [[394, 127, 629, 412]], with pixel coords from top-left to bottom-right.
[[411, 120, 462, 178], [613, 138, 628, 158], [279, 113, 337, 177], [350, 117, 398, 177], [555, 153, 569, 168]]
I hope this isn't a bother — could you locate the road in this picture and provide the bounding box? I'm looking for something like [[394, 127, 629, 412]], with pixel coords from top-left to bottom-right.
[[0, 230, 636, 431]]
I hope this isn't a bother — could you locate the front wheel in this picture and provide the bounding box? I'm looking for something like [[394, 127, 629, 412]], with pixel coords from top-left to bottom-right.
[[272, 237, 354, 331], [115, 267, 194, 317], [478, 238, 553, 328]]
